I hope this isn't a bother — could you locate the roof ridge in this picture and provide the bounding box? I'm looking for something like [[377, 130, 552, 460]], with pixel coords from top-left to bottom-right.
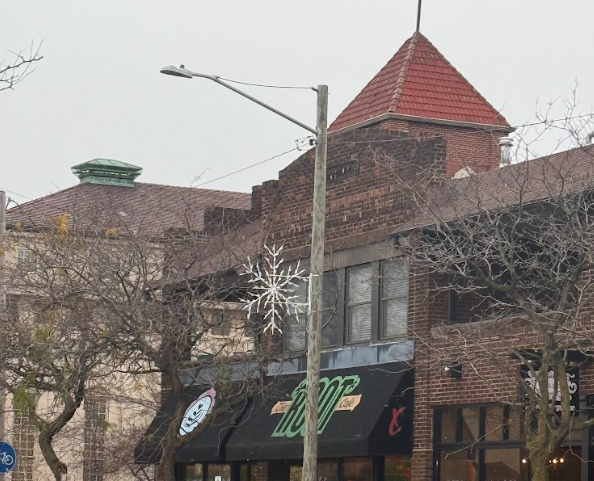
[[389, 32, 420, 113], [6, 184, 80, 213], [453, 144, 594, 184], [137, 182, 250, 196], [7, 182, 250, 213]]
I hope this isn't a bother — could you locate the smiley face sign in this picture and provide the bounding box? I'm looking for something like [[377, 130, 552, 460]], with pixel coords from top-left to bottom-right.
[[179, 387, 217, 436]]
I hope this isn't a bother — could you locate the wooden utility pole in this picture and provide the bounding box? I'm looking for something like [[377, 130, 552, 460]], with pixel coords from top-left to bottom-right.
[[0, 190, 5, 316], [0, 191, 5, 469], [160, 64, 330, 481], [302, 85, 328, 481]]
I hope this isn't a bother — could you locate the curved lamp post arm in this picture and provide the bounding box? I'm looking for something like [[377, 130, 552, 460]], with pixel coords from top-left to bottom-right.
[[160, 65, 317, 135]]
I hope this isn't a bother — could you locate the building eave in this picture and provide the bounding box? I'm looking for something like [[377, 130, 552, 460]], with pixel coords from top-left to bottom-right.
[[329, 112, 515, 137]]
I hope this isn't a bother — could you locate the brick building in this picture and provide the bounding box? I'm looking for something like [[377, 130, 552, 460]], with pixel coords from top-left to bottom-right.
[[140, 31, 594, 481]]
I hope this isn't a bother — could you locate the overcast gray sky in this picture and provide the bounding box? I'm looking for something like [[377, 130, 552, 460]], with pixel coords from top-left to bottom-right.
[[2, 0, 593, 204]]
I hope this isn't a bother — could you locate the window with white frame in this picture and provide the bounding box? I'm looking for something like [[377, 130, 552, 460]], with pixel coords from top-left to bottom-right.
[[347, 264, 373, 343], [16, 248, 35, 264], [283, 258, 408, 351], [380, 258, 409, 338]]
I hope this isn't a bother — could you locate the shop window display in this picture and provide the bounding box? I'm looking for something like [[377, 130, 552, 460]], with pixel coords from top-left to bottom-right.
[[547, 447, 582, 481], [287, 456, 411, 481], [180, 463, 232, 481], [182, 464, 203, 481], [483, 449, 526, 481], [385, 456, 411, 481], [343, 457, 373, 480], [436, 406, 529, 481], [207, 464, 231, 481], [439, 450, 478, 481]]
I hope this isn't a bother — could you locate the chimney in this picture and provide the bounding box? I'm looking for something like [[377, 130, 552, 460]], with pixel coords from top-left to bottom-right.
[[499, 137, 513, 167], [587, 132, 594, 145]]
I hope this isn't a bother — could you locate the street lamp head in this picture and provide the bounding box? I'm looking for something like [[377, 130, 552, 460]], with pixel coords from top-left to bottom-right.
[[160, 65, 193, 79]]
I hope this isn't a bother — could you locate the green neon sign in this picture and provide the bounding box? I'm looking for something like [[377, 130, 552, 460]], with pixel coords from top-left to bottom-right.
[[271, 374, 360, 438]]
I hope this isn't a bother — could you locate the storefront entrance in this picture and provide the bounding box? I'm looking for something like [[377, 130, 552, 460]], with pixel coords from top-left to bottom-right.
[[434, 404, 590, 481], [137, 364, 413, 481], [221, 365, 412, 480], [178, 456, 411, 481], [286, 456, 411, 481]]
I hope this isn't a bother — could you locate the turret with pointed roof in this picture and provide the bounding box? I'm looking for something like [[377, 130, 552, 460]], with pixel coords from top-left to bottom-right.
[[330, 32, 513, 176], [331, 32, 509, 132]]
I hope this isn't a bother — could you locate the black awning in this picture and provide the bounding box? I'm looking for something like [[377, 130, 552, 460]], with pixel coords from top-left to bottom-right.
[[225, 364, 413, 461], [134, 385, 247, 464]]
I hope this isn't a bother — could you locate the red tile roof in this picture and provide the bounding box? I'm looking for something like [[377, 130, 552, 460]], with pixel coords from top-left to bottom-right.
[[329, 32, 510, 132], [6, 182, 252, 236]]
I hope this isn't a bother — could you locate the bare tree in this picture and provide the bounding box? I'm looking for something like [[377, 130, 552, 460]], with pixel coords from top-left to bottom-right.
[[0, 213, 127, 480], [373, 106, 594, 481], [0, 42, 43, 93], [1, 196, 271, 481]]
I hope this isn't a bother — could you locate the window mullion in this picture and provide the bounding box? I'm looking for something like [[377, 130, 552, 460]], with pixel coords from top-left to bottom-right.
[[338, 268, 345, 348], [371, 261, 380, 342]]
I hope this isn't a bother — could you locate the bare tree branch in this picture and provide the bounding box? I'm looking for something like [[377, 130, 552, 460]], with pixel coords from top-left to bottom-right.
[[0, 42, 43, 93]]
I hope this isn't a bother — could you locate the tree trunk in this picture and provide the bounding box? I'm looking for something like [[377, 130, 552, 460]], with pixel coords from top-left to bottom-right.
[[32, 379, 85, 481], [159, 450, 176, 481], [529, 450, 550, 481], [38, 433, 67, 481]]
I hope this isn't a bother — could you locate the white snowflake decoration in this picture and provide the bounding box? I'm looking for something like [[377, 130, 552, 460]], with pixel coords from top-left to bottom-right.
[[241, 244, 309, 333]]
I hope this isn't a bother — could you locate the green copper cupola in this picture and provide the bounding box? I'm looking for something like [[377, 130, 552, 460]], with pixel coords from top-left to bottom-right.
[[71, 159, 142, 187]]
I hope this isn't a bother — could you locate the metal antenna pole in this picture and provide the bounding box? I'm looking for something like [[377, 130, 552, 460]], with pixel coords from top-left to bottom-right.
[[416, 0, 423, 32]]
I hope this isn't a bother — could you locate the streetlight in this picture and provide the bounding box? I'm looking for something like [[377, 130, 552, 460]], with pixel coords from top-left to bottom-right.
[[160, 65, 328, 481]]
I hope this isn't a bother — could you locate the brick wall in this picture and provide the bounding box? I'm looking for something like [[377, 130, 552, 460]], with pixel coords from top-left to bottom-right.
[[202, 206, 258, 235], [409, 270, 435, 481], [377, 118, 506, 176], [416, 280, 594, 481], [258, 126, 446, 256], [253, 120, 499, 481]]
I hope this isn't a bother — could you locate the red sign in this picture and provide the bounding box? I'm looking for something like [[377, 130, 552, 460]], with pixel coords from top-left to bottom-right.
[[389, 407, 406, 436]]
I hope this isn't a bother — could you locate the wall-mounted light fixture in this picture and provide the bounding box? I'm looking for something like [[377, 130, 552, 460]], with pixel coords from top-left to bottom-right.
[[441, 364, 463, 380]]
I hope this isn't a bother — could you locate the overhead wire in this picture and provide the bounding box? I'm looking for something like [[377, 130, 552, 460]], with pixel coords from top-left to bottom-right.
[[5, 114, 592, 195], [0, 187, 33, 201], [192, 111, 594, 187], [216, 76, 314, 91], [194, 147, 301, 187], [327, 112, 594, 145]]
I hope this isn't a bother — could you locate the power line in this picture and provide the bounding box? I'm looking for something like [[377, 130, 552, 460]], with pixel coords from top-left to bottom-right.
[[196, 110, 594, 187], [327, 112, 594, 145], [515, 112, 594, 129], [194, 147, 300, 187], [217, 76, 314, 91], [0, 187, 33, 201]]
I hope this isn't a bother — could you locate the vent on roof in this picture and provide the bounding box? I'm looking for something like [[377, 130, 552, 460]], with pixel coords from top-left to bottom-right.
[[499, 137, 514, 167], [452, 167, 475, 179], [71, 159, 142, 187]]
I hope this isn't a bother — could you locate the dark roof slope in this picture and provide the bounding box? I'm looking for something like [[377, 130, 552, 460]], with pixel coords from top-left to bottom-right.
[[164, 219, 263, 283], [330, 32, 509, 132], [398, 144, 594, 232], [6, 182, 252, 236]]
